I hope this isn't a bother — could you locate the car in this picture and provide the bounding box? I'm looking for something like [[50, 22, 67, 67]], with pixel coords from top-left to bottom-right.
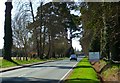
[[70, 54, 77, 61]]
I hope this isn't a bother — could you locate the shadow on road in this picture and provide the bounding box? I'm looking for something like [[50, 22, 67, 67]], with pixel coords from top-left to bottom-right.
[[1, 77, 61, 83], [30, 65, 73, 69]]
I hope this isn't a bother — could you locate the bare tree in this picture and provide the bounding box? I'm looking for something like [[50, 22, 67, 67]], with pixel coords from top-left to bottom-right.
[[12, 2, 32, 60]]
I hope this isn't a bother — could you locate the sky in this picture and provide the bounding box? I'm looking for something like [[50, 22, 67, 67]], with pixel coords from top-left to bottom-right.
[[0, 0, 82, 51], [0, 0, 6, 49]]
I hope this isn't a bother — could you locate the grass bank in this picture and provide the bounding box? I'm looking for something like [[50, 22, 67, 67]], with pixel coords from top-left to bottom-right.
[[92, 59, 120, 82], [0, 57, 65, 68], [65, 57, 100, 83], [0, 59, 46, 68], [101, 62, 120, 81]]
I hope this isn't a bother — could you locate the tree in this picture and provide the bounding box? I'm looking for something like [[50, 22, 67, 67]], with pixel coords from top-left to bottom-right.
[[27, 2, 82, 58], [80, 2, 120, 61], [12, 1, 33, 60], [29, 0, 40, 59], [40, 2, 80, 58], [3, 0, 13, 61]]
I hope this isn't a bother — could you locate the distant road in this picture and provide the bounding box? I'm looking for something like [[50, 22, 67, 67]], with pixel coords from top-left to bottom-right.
[[0, 57, 83, 83]]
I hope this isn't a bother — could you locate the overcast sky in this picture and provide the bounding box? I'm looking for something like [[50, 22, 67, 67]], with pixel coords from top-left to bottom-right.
[[0, 0, 82, 51], [0, 0, 6, 49]]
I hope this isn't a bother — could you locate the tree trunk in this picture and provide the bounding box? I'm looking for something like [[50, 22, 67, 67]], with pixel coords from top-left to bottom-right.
[[100, 2, 108, 59], [69, 28, 72, 47], [39, 2, 43, 59], [47, 33, 51, 59], [3, 1, 13, 61], [24, 38, 28, 61], [29, 0, 40, 58], [42, 27, 46, 58], [51, 36, 55, 58]]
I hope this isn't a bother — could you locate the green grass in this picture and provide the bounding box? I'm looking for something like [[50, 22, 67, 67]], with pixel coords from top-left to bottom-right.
[[101, 62, 120, 79], [65, 58, 100, 83], [0, 59, 46, 68], [0, 57, 67, 68]]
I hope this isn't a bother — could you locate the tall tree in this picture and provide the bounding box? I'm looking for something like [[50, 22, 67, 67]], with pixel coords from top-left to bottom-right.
[[27, 2, 81, 58], [29, 0, 40, 59], [80, 2, 120, 61], [3, 0, 13, 61]]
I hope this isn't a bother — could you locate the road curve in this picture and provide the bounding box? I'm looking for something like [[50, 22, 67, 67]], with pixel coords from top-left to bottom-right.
[[0, 57, 83, 83]]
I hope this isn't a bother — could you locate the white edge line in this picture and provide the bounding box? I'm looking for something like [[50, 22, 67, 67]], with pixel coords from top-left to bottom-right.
[[58, 61, 79, 83]]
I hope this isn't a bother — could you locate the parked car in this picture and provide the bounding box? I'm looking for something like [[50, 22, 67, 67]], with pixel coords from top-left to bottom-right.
[[70, 54, 77, 61]]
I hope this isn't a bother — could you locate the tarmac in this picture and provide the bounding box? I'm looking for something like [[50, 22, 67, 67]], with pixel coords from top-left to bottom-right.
[[0, 60, 54, 73]]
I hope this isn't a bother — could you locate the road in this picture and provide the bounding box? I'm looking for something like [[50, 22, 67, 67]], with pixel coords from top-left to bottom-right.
[[0, 57, 83, 83]]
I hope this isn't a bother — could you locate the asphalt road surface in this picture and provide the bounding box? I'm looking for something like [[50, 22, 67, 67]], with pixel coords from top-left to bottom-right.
[[0, 57, 83, 83]]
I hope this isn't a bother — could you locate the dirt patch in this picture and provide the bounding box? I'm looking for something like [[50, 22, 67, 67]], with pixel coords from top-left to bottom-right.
[[91, 60, 107, 73], [91, 60, 120, 83]]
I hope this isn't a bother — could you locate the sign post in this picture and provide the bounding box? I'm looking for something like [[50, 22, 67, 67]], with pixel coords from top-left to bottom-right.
[[89, 52, 100, 62]]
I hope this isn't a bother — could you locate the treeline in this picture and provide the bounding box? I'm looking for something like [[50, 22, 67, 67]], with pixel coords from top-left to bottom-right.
[[80, 2, 120, 61], [3, 1, 81, 61]]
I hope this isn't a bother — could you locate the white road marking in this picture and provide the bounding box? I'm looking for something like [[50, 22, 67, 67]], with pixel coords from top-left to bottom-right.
[[18, 74, 26, 77], [58, 61, 79, 83]]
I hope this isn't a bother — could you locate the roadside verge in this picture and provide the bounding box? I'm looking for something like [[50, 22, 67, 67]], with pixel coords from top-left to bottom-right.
[[0, 60, 54, 73], [64, 57, 100, 83]]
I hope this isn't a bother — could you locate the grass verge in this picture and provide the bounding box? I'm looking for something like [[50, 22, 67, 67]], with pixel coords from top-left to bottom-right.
[[0, 59, 46, 68], [0, 57, 66, 68], [65, 57, 100, 83]]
